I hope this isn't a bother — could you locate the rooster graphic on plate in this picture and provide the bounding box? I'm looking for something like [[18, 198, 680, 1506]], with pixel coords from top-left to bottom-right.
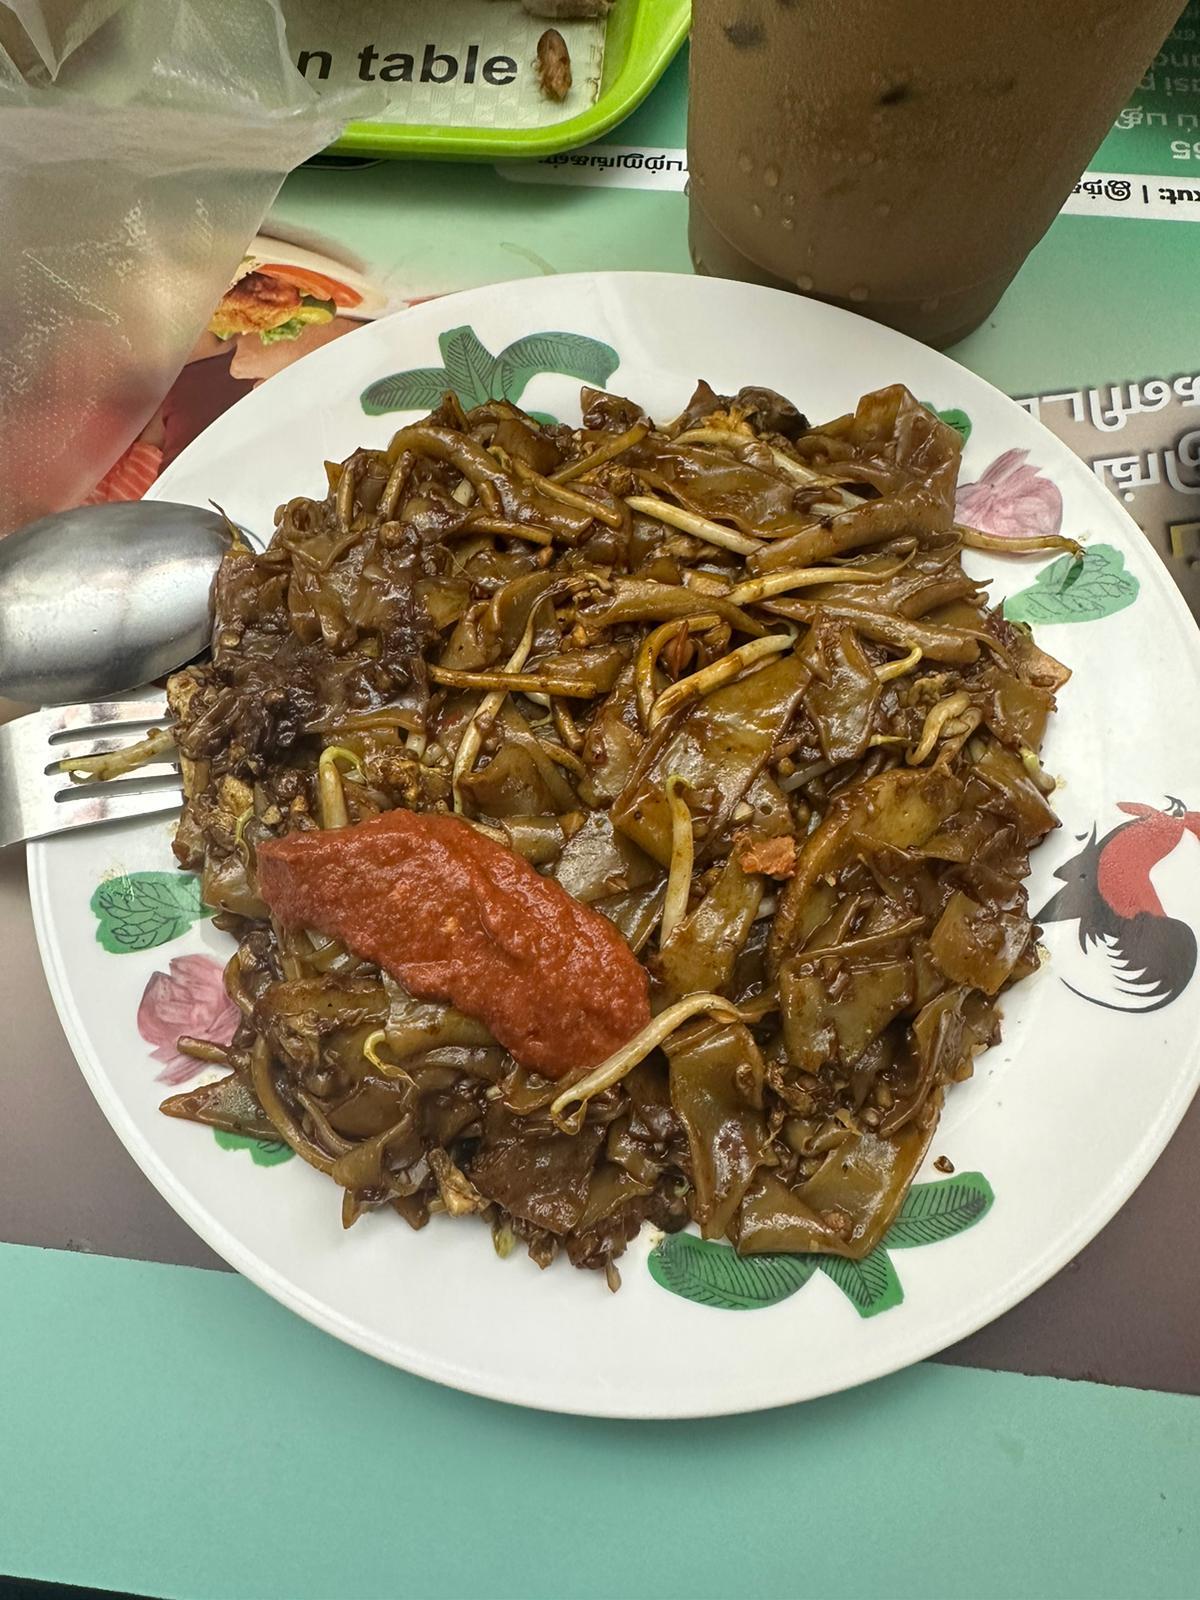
[[1037, 798, 1200, 1012]]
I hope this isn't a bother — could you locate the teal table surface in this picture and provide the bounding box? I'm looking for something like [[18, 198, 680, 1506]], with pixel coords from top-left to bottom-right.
[[4, 1240, 1200, 1600]]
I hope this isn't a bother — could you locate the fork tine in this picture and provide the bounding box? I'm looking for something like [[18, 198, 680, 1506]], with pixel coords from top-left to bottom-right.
[[43, 691, 170, 738], [26, 783, 185, 841], [0, 692, 182, 848]]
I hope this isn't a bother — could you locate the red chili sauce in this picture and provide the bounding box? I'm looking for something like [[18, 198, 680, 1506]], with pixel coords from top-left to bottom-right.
[[256, 809, 650, 1079]]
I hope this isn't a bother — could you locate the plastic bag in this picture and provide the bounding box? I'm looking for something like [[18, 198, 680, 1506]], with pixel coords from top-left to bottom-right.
[[0, 0, 370, 533]]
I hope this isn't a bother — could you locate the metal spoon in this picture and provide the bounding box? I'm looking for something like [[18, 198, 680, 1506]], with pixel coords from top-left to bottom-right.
[[0, 501, 236, 705]]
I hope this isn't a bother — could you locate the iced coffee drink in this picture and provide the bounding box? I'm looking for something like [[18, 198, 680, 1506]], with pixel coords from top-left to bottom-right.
[[689, 1, 1181, 346]]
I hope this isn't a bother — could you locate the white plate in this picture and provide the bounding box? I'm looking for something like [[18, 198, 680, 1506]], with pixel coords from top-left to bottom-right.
[[29, 272, 1200, 1417]]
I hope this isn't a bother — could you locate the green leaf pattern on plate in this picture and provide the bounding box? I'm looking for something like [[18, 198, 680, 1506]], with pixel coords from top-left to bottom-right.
[[441, 326, 503, 407], [360, 324, 619, 416], [212, 1130, 294, 1166], [91, 871, 210, 954], [817, 1245, 904, 1318], [495, 331, 619, 403], [885, 1172, 995, 1248], [359, 365, 450, 417], [1003, 542, 1139, 625], [648, 1233, 816, 1309], [921, 401, 973, 445], [647, 1173, 995, 1317]]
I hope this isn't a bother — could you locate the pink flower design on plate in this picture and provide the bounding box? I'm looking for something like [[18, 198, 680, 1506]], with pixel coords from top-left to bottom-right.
[[955, 448, 1063, 539], [137, 954, 238, 1086]]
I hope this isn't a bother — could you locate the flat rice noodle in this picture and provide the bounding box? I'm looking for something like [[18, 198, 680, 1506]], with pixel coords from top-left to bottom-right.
[[160, 1070, 281, 1141], [385, 989, 496, 1057], [783, 880, 836, 951], [1008, 627, 1072, 692], [440, 606, 500, 674], [909, 937, 947, 1009], [579, 577, 767, 639], [736, 1100, 939, 1258], [612, 650, 810, 866], [730, 915, 771, 1001], [929, 889, 1031, 995], [419, 1076, 492, 1145], [745, 495, 925, 574], [799, 549, 949, 613], [490, 414, 563, 475], [763, 598, 982, 664], [256, 975, 388, 1026], [748, 387, 961, 574], [896, 574, 980, 620], [921, 809, 1005, 864], [738, 772, 794, 841], [792, 384, 960, 497], [385, 423, 594, 537], [551, 808, 661, 904], [578, 664, 644, 806], [592, 880, 666, 952], [439, 571, 552, 671], [665, 1020, 770, 1239], [880, 988, 970, 1135], [980, 671, 1054, 752], [613, 1060, 676, 1149], [605, 1116, 667, 1187], [468, 1102, 605, 1236], [805, 624, 881, 764], [458, 737, 576, 818], [972, 742, 1059, 838], [254, 978, 388, 1075], [497, 813, 572, 865], [327, 1077, 424, 1140], [489, 571, 556, 656], [501, 1065, 562, 1114], [203, 851, 268, 920], [524, 644, 626, 697], [633, 440, 815, 538], [770, 766, 963, 968], [575, 1162, 653, 1234], [655, 855, 764, 1001], [330, 1110, 425, 1193], [779, 957, 912, 1072]]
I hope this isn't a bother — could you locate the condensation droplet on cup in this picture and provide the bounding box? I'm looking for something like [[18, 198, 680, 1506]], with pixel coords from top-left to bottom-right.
[[750, 201, 763, 219], [849, 284, 869, 303], [763, 164, 780, 188], [920, 296, 941, 314], [783, 192, 796, 208], [780, 216, 794, 230], [796, 273, 814, 291], [737, 152, 754, 174], [875, 201, 892, 219]]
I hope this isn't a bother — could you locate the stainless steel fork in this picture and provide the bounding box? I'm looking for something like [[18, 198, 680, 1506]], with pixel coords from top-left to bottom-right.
[[0, 691, 181, 848]]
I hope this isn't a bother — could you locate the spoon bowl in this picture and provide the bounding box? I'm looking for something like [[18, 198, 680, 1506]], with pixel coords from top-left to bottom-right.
[[0, 501, 234, 705]]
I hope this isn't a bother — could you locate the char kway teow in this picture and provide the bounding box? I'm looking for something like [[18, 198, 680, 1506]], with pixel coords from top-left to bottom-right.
[[93, 380, 1076, 1289]]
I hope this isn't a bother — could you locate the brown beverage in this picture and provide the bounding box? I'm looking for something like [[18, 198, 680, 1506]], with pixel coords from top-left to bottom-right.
[[689, 1, 1182, 347]]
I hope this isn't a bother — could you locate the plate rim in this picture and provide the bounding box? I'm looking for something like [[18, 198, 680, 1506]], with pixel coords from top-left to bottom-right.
[[28, 269, 1200, 1417]]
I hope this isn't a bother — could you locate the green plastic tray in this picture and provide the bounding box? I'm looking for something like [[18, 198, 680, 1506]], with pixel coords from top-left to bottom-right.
[[328, 0, 689, 160]]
